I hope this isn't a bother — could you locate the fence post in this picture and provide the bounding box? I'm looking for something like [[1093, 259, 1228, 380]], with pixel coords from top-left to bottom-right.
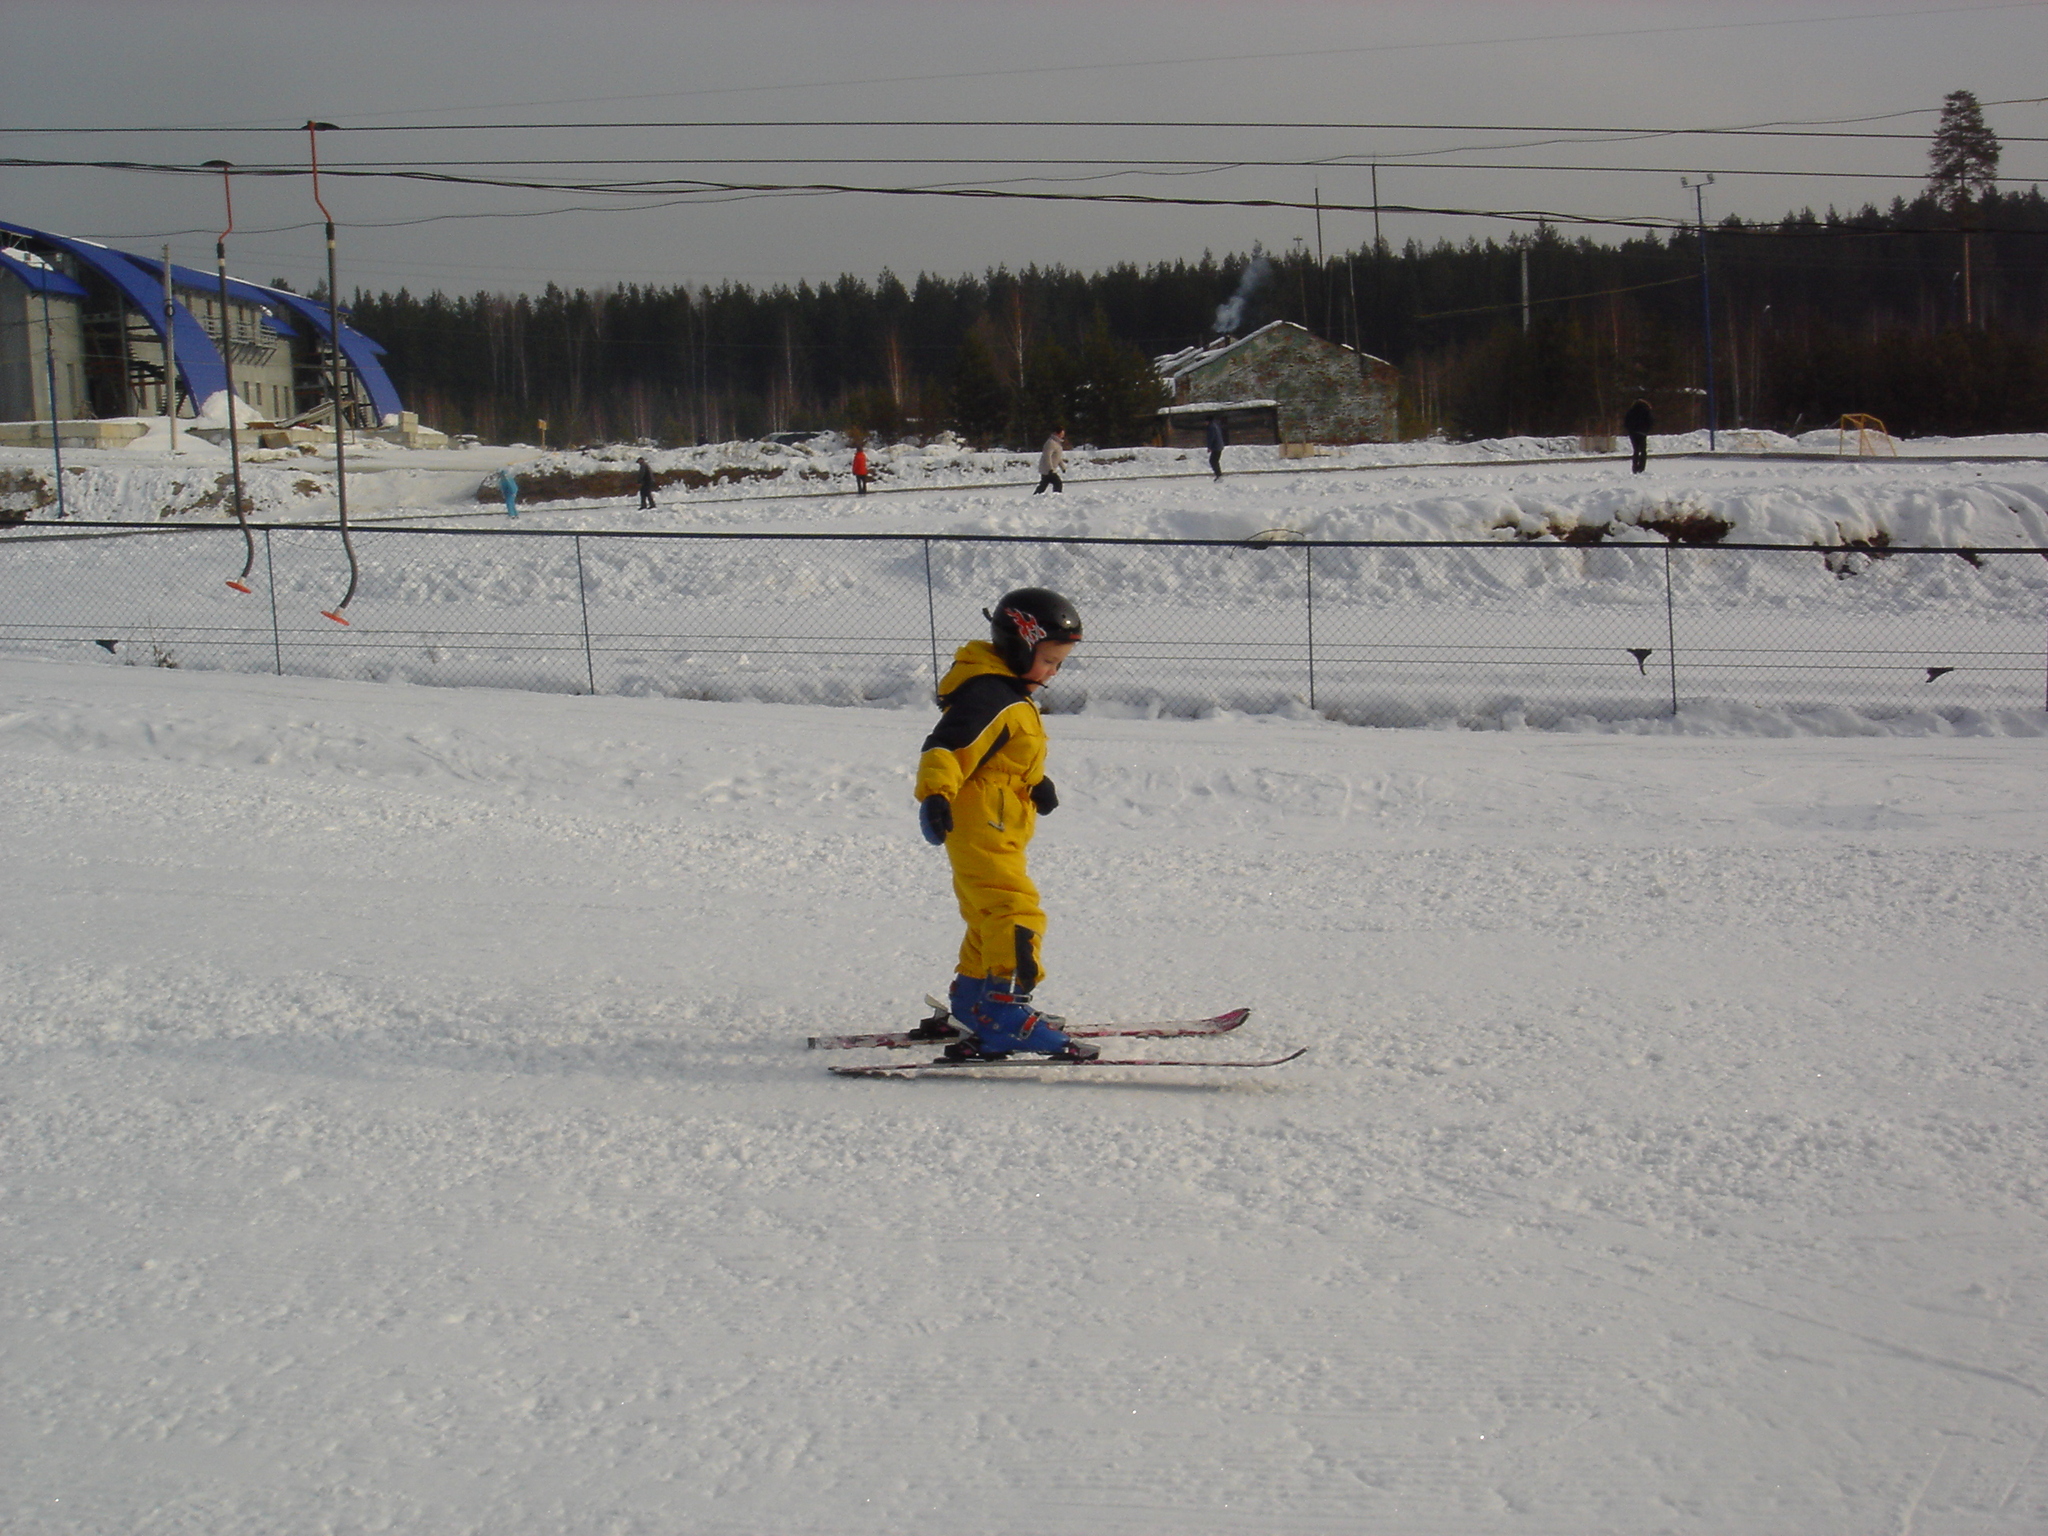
[[1304, 542, 1318, 712], [573, 533, 597, 695], [263, 526, 283, 677], [923, 538, 941, 699], [1663, 543, 1679, 716]]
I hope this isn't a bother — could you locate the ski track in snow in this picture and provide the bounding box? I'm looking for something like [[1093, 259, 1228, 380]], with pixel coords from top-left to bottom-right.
[[4, 654, 2047, 1534]]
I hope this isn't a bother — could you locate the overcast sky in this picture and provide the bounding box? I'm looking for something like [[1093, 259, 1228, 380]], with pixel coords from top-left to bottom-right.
[[3, 0, 2045, 301]]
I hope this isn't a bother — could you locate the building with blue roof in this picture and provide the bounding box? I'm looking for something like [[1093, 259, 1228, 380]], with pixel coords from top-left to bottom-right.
[[0, 219, 404, 437]]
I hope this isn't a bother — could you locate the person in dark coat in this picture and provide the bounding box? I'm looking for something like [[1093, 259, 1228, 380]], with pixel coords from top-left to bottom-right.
[[1206, 415, 1226, 480], [1623, 398, 1654, 474], [637, 457, 657, 508]]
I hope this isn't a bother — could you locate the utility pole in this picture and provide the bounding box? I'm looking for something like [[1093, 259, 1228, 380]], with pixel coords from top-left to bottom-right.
[[1370, 163, 1384, 356], [162, 245, 178, 452], [1520, 248, 1530, 335], [38, 275, 66, 518], [1314, 186, 1328, 337], [203, 159, 253, 591], [1682, 175, 1719, 450]]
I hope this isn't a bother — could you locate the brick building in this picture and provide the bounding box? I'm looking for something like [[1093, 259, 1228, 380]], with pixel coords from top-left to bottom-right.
[[1155, 321, 1398, 445]]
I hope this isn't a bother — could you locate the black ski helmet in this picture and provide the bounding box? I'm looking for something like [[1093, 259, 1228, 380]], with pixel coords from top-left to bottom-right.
[[987, 587, 1083, 675]]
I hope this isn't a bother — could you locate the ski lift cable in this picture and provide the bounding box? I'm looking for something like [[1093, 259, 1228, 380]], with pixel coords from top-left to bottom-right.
[[306, 121, 358, 627]]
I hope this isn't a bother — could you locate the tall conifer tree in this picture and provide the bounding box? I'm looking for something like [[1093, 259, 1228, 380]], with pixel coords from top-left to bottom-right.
[[1928, 89, 2001, 213]]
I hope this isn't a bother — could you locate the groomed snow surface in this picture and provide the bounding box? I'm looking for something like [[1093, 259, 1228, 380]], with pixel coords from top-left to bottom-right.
[[4, 436, 2048, 1533]]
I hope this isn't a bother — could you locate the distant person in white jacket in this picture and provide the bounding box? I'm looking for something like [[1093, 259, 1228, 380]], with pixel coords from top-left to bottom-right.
[[1033, 428, 1067, 495]]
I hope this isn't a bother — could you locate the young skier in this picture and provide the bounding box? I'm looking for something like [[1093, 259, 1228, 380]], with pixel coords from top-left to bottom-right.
[[915, 587, 1098, 1061]]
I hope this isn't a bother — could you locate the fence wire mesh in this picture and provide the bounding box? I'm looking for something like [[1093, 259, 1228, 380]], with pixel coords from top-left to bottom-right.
[[2, 523, 2043, 724]]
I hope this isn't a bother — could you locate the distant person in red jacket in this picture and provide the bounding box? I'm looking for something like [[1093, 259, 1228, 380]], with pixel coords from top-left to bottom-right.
[[852, 445, 870, 495]]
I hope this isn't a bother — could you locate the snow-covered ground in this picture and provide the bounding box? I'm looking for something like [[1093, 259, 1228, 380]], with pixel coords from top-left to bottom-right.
[[11, 422, 2048, 538], [4, 659, 2046, 1534], [4, 432, 2048, 1532]]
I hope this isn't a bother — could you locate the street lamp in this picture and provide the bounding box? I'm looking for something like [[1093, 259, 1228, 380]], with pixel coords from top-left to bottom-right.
[[1681, 175, 1719, 450], [201, 159, 253, 592], [306, 119, 357, 624]]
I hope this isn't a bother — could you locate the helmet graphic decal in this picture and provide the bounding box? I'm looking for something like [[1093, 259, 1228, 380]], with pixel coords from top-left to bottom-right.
[[1004, 607, 1047, 648]]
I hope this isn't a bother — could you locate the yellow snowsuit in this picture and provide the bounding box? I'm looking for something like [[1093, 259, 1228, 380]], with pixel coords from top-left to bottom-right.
[[915, 640, 1052, 990]]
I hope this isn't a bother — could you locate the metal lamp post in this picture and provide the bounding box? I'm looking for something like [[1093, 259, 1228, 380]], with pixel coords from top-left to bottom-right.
[[201, 159, 254, 592]]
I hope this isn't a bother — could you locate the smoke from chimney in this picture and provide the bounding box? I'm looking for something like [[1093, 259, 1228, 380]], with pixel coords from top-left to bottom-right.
[[1213, 246, 1271, 335]]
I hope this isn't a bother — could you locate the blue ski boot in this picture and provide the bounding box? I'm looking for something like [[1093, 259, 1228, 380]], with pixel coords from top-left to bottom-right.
[[956, 975, 1099, 1062], [942, 975, 1007, 1060]]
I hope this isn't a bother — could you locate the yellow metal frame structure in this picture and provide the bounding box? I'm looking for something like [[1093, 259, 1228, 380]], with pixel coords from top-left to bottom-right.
[[1837, 414, 1899, 457]]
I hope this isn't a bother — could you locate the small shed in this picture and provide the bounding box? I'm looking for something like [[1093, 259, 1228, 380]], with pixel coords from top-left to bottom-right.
[[1157, 399, 1279, 449], [1156, 321, 1397, 445]]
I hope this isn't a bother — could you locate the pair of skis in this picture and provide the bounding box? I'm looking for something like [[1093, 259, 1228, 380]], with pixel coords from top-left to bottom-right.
[[811, 1000, 1303, 1078]]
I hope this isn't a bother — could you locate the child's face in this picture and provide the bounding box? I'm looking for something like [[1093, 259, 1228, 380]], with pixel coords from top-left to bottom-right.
[[1023, 639, 1077, 686]]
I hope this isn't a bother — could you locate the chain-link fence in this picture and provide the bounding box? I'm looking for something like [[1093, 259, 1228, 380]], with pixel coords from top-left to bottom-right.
[[3, 522, 2044, 724]]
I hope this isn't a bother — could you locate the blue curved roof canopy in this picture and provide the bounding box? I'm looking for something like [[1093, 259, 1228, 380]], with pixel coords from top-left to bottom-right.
[[259, 287, 403, 421], [0, 246, 89, 299]]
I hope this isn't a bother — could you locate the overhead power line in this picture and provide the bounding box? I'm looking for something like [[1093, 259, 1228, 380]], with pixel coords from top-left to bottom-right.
[[6, 103, 2047, 143], [11, 156, 2048, 241], [1414, 274, 1700, 322], [21, 154, 2019, 185]]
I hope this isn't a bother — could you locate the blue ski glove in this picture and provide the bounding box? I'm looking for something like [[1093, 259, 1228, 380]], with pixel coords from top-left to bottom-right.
[[1030, 778, 1058, 815], [919, 794, 953, 845]]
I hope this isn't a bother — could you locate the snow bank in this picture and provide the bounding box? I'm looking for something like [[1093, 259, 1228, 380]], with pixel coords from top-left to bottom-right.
[[11, 428, 2048, 552]]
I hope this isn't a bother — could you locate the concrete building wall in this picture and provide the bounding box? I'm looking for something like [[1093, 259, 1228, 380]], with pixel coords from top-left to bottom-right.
[[0, 282, 87, 423], [175, 280, 298, 422]]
